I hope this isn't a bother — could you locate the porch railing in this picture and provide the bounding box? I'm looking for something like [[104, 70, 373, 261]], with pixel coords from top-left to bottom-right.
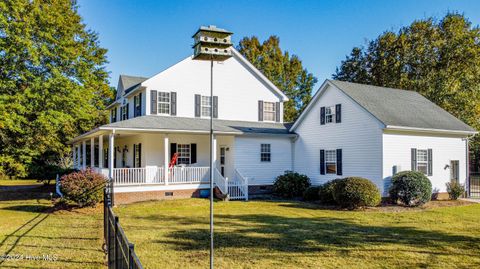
[[112, 167, 210, 186], [168, 167, 210, 184], [229, 169, 249, 201]]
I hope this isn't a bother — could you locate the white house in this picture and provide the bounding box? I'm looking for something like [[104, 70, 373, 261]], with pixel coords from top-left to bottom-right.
[[291, 80, 477, 196], [69, 46, 477, 203], [70, 47, 295, 203]]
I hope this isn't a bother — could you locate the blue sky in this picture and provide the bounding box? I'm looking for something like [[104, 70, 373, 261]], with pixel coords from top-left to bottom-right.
[[78, 0, 480, 88]]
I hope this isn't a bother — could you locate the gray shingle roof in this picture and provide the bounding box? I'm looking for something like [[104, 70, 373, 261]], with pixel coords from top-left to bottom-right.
[[103, 115, 293, 135], [328, 80, 476, 133], [117, 75, 148, 99]]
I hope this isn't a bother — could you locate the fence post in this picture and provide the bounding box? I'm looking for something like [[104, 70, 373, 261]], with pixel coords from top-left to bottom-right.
[[114, 216, 119, 269], [128, 243, 134, 269], [110, 178, 115, 206]]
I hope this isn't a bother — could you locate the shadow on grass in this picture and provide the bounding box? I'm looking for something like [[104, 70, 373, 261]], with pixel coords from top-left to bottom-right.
[[1, 205, 51, 213], [140, 209, 480, 256]]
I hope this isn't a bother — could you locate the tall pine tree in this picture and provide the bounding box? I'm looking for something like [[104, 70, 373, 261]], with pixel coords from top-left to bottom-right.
[[0, 0, 113, 177]]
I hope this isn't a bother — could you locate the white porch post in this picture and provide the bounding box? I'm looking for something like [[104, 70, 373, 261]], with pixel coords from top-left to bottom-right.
[[164, 135, 169, 185], [108, 132, 115, 179], [76, 144, 81, 169], [90, 137, 95, 168], [98, 135, 104, 169], [82, 140, 87, 170], [72, 145, 77, 169]]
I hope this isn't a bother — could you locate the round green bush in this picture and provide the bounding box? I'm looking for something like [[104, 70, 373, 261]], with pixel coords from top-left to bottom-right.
[[60, 168, 107, 207], [273, 171, 311, 198], [318, 179, 342, 204], [389, 171, 432, 207], [446, 182, 464, 200], [303, 186, 320, 201], [333, 177, 381, 209]]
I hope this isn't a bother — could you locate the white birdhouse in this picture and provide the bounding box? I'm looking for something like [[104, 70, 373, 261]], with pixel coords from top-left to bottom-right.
[[192, 25, 233, 61]]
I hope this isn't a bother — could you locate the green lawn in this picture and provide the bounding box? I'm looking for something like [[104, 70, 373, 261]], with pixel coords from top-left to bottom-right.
[[115, 199, 480, 269], [0, 187, 104, 269], [0, 179, 42, 186]]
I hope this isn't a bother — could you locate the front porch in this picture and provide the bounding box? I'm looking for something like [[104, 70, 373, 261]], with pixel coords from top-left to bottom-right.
[[70, 130, 248, 200]]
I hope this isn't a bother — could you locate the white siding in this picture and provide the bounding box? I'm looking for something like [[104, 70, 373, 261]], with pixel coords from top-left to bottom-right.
[[383, 131, 467, 194], [142, 54, 284, 122], [293, 85, 385, 189], [234, 136, 293, 185]]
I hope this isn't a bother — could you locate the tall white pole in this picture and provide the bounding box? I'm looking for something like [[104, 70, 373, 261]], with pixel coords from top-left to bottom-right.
[[209, 57, 214, 269], [90, 137, 95, 168], [99, 135, 104, 169]]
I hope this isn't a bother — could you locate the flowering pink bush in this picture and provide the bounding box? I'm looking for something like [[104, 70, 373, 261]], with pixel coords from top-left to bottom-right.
[[60, 168, 106, 207]]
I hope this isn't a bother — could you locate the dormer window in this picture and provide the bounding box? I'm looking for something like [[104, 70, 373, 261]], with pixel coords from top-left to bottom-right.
[[158, 92, 170, 115], [263, 102, 276, 121], [134, 93, 142, 117]]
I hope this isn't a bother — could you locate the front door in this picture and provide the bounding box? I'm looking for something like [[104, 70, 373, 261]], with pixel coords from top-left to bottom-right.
[[220, 146, 226, 177], [450, 160, 459, 183]]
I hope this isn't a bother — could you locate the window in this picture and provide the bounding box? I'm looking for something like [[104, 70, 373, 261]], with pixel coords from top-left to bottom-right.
[[158, 92, 170, 114], [201, 96, 212, 117], [260, 144, 271, 162], [325, 150, 337, 174], [111, 108, 117, 123], [416, 149, 428, 175], [325, 106, 335, 124], [134, 94, 141, 117], [263, 102, 276, 121], [177, 144, 190, 165], [121, 105, 128, 120], [134, 144, 141, 168]]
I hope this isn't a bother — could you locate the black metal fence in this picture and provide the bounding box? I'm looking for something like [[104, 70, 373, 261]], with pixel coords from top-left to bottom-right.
[[104, 187, 144, 269], [469, 173, 480, 198]]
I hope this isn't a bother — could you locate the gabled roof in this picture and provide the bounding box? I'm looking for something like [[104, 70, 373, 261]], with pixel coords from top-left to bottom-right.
[[291, 79, 477, 134], [101, 115, 294, 135], [116, 75, 148, 100]]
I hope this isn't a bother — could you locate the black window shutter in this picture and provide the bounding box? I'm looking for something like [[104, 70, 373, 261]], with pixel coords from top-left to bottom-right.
[[195, 94, 201, 117], [258, 101, 264, 121], [114, 108, 117, 122], [133, 144, 136, 168], [171, 92, 177, 116], [151, 90, 157, 114], [133, 96, 138, 117], [411, 148, 417, 171], [126, 104, 129, 119], [320, 107, 325, 125], [320, 149, 325, 175], [335, 104, 341, 123], [170, 143, 177, 160], [275, 102, 280, 122], [427, 149, 433, 176], [191, 143, 197, 164], [138, 143, 142, 167], [336, 149, 343, 175], [138, 92, 142, 117], [213, 96, 218, 118]]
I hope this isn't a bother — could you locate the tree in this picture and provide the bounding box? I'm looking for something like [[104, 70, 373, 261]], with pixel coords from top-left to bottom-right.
[[237, 36, 317, 122], [0, 0, 113, 178], [334, 13, 480, 155]]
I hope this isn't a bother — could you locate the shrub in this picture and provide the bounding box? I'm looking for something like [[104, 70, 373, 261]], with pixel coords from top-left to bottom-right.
[[273, 171, 311, 198], [303, 186, 320, 201], [446, 182, 464, 200], [333, 177, 381, 209], [60, 169, 107, 207], [389, 171, 432, 207], [318, 179, 342, 204]]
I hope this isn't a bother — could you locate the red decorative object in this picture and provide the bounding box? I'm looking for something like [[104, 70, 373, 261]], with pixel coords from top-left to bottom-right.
[[169, 153, 179, 168]]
